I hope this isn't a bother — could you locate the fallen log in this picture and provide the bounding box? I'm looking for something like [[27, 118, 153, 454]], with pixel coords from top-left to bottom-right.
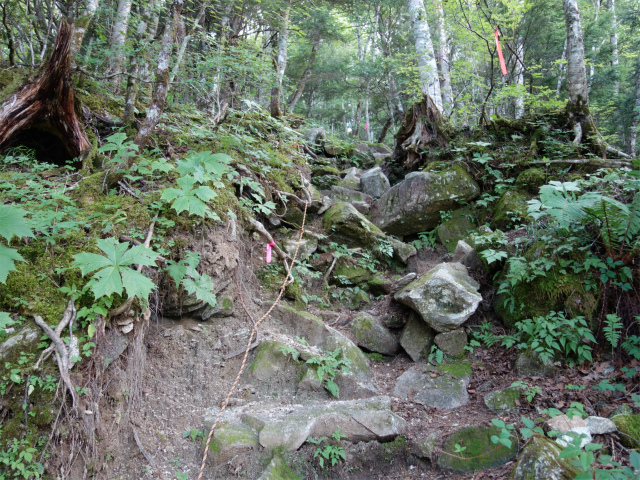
[[0, 19, 91, 161]]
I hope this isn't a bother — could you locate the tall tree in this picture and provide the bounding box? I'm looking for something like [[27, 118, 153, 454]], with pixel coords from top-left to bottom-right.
[[106, 0, 133, 90], [435, 0, 453, 116], [628, 46, 640, 156], [406, 0, 442, 111], [270, 3, 290, 117], [607, 0, 620, 95]]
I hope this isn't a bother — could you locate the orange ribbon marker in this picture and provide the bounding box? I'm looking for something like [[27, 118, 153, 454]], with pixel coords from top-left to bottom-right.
[[494, 30, 508, 76]]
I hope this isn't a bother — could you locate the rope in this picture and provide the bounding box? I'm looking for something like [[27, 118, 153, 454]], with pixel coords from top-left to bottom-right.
[[197, 201, 308, 479]]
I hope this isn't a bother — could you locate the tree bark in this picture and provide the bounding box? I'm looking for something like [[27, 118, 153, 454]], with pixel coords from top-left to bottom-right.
[[377, 117, 393, 144], [392, 95, 447, 171], [106, 0, 133, 91], [556, 37, 567, 97], [270, 4, 290, 118], [1, 2, 16, 66], [435, 0, 453, 116], [513, 39, 525, 119], [169, 1, 208, 85], [0, 20, 91, 159], [134, 0, 184, 148], [628, 47, 640, 156], [407, 0, 442, 112], [607, 0, 619, 95], [69, 0, 99, 67], [287, 37, 320, 112], [588, 0, 601, 93]]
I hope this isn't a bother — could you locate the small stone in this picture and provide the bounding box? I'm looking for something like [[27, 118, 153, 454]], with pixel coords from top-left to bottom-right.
[[434, 329, 468, 358], [350, 313, 399, 356], [408, 432, 438, 460], [121, 324, 134, 334], [399, 312, 435, 361], [199, 295, 235, 320], [257, 455, 299, 480], [393, 364, 471, 410], [484, 388, 520, 413], [585, 416, 617, 435], [391, 273, 417, 293]]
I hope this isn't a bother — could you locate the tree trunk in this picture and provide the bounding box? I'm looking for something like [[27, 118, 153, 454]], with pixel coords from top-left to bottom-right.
[[123, 10, 152, 126], [628, 47, 640, 156], [406, 0, 442, 112], [169, 1, 208, 85], [435, 0, 453, 116], [392, 95, 447, 171], [588, 0, 601, 93], [106, 0, 133, 91], [377, 118, 393, 144], [608, 0, 619, 95], [513, 39, 525, 119], [270, 4, 290, 118], [563, 0, 603, 155], [287, 37, 320, 112], [556, 37, 567, 97], [1, 2, 16, 66], [0, 20, 91, 159], [134, 0, 184, 148], [69, 0, 99, 67]]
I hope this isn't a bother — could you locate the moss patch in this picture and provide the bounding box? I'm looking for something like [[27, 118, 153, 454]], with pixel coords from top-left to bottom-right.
[[491, 188, 532, 230], [611, 414, 640, 449], [438, 425, 517, 472]]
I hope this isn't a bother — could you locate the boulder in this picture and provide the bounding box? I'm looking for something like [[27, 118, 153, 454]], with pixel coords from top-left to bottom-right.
[[394, 263, 482, 333], [516, 168, 548, 194], [438, 425, 517, 473], [380, 314, 406, 329], [392, 363, 472, 410], [453, 240, 483, 271], [330, 262, 374, 287], [257, 455, 300, 480], [367, 277, 393, 296], [515, 350, 555, 377], [311, 165, 340, 177], [391, 273, 417, 293], [329, 185, 373, 214], [434, 329, 468, 358], [399, 312, 435, 361], [510, 435, 580, 480], [0, 324, 40, 363], [371, 164, 480, 236], [323, 202, 416, 263], [491, 188, 533, 231], [284, 235, 318, 261], [611, 414, 640, 448], [484, 388, 520, 413], [304, 127, 327, 151], [437, 208, 476, 253], [360, 167, 391, 198], [350, 290, 370, 309], [311, 174, 340, 190], [350, 313, 399, 356]]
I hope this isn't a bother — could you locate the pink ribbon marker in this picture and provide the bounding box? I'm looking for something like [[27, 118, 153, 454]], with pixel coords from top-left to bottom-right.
[[365, 122, 370, 130], [266, 242, 275, 263], [494, 30, 508, 76]]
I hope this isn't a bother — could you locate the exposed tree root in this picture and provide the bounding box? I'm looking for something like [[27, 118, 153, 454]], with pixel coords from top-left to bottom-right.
[[530, 158, 634, 168]]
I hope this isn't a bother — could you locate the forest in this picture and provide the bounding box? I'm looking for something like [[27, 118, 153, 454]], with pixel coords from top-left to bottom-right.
[[0, 0, 640, 478]]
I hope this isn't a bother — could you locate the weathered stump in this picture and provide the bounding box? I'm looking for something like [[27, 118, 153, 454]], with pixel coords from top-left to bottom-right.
[[0, 20, 91, 161]]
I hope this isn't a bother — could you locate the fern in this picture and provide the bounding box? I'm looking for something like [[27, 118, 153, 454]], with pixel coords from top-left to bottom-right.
[[603, 313, 623, 350]]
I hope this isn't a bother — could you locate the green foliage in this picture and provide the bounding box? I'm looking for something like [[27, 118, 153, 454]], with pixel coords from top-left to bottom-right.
[[307, 429, 347, 469], [306, 348, 351, 398], [166, 252, 216, 307], [0, 205, 34, 283], [510, 380, 542, 402], [603, 314, 623, 350], [411, 229, 437, 250], [98, 133, 138, 166], [72, 238, 157, 301], [0, 437, 44, 479], [427, 345, 444, 365], [182, 429, 204, 442]]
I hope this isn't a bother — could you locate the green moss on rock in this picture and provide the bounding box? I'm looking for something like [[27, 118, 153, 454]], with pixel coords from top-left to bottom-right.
[[611, 414, 640, 448], [437, 208, 476, 252], [491, 188, 533, 230], [438, 425, 517, 473], [515, 168, 548, 194]]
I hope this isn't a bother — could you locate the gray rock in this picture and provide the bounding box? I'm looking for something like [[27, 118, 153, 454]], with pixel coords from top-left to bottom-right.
[[393, 364, 472, 410], [515, 350, 555, 377], [437, 208, 476, 253], [453, 240, 483, 270], [351, 313, 399, 356], [360, 167, 391, 198], [339, 167, 361, 190], [408, 432, 438, 460], [434, 329, 468, 358], [284, 235, 318, 261], [380, 314, 406, 329], [609, 405, 633, 418], [585, 416, 617, 435], [399, 312, 435, 361], [371, 166, 480, 236], [438, 425, 517, 472], [305, 127, 327, 151], [0, 324, 40, 363], [511, 435, 579, 480], [484, 388, 520, 412], [323, 203, 416, 263], [329, 186, 373, 214], [394, 263, 482, 333], [546, 415, 592, 448], [257, 455, 298, 480], [197, 294, 234, 320], [391, 273, 417, 293]]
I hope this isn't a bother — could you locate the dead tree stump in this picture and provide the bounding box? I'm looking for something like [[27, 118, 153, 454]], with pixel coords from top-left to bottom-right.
[[0, 20, 91, 161]]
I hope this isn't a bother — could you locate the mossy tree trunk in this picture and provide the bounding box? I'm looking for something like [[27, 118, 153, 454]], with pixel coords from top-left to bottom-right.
[[0, 19, 91, 159]]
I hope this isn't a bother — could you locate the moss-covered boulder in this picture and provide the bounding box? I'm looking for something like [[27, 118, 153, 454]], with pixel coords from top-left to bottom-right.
[[350, 313, 399, 356], [197, 294, 235, 320], [491, 188, 533, 230], [510, 435, 580, 480], [330, 261, 374, 287], [438, 425, 517, 473], [515, 350, 555, 377], [493, 241, 598, 328], [204, 419, 259, 465], [311, 174, 340, 190], [484, 388, 520, 412], [311, 165, 340, 177], [515, 168, 548, 194], [339, 167, 361, 189], [437, 208, 476, 252], [434, 329, 468, 358], [392, 363, 472, 410], [611, 414, 640, 448], [350, 289, 370, 308], [258, 455, 301, 480], [371, 163, 480, 236], [367, 276, 393, 296], [329, 185, 373, 214]]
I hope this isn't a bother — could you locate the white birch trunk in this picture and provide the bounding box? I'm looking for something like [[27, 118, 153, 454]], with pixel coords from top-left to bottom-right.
[[365, 81, 372, 142], [588, 0, 601, 93], [435, 0, 453, 116], [106, 0, 133, 88], [70, 0, 99, 67], [514, 40, 525, 119], [564, 0, 590, 105], [556, 37, 568, 97], [608, 0, 619, 95], [407, 0, 442, 111], [628, 47, 640, 155], [270, 5, 290, 117]]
